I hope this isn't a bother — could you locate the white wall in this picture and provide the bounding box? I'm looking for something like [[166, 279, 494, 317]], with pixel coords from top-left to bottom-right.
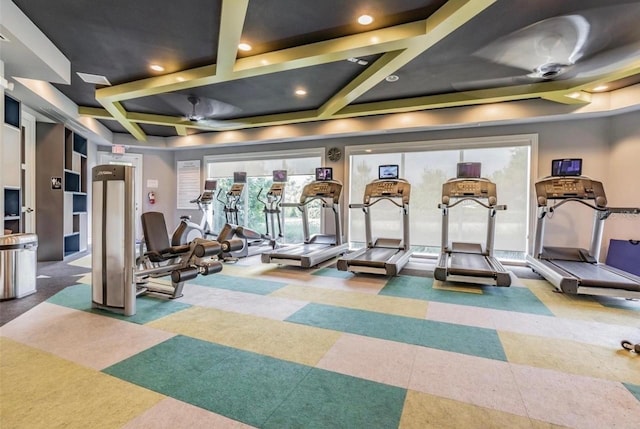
[[603, 111, 640, 260], [100, 111, 640, 259]]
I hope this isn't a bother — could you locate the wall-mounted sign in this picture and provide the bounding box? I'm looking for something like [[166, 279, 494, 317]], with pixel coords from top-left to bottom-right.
[[51, 177, 62, 189]]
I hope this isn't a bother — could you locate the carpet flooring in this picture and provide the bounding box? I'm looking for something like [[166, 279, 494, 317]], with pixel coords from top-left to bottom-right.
[[1, 254, 639, 428]]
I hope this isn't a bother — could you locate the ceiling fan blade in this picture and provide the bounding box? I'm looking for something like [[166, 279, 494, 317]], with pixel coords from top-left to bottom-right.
[[160, 92, 241, 119], [452, 75, 540, 92], [476, 15, 590, 72], [569, 41, 640, 79]]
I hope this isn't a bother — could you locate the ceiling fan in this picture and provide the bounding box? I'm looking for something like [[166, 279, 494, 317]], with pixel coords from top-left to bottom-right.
[[454, 3, 640, 92], [180, 94, 242, 127]]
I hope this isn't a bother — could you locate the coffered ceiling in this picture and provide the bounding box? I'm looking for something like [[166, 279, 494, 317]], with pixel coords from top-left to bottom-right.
[[9, 0, 640, 142]]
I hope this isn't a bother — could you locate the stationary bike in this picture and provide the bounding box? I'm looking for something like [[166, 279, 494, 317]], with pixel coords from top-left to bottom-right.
[[171, 179, 217, 246]]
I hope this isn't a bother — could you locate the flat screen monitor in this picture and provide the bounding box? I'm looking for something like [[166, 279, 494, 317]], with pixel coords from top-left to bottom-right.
[[457, 162, 481, 179], [233, 171, 247, 183], [315, 167, 333, 181], [551, 158, 582, 176], [379, 164, 399, 180], [273, 170, 287, 183], [204, 179, 217, 190]]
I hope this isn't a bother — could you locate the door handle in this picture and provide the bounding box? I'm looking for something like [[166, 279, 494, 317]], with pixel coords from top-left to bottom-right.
[[25, 207, 34, 213]]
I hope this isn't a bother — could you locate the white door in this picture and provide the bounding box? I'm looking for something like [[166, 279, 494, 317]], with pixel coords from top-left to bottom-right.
[[97, 152, 143, 240], [21, 111, 36, 233]]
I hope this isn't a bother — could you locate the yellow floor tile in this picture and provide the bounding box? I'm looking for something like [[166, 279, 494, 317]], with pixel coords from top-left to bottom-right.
[[148, 306, 341, 366], [399, 390, 567, 429], [522, 279, 640, 325], [432, 280, 483, 294], [0, 337, 163, 429], [270, 284, 428, 318], [500, 331, 640, 384]]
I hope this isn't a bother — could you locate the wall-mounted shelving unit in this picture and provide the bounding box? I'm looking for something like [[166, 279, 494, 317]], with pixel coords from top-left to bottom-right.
[[3, 94, 22, 234], [36, 123, 88, 260]]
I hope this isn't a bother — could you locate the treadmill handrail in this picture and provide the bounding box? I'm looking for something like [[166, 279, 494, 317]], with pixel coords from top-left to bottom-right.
[[282, 196, 334, 209], [548, 198, 609, 212], [349, 197, 404, 209], [439, 197, 506, 210]]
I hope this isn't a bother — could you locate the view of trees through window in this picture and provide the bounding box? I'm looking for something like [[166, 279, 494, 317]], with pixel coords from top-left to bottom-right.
[[348, 144, 530, 260], [205, 153, 322, 243]]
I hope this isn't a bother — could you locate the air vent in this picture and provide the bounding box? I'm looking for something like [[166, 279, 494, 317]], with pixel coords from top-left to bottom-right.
[[0, 33, 10, 42], [76, 72, 111, 86]]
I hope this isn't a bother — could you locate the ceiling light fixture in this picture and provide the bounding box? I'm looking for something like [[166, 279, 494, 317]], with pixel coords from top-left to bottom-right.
[[347, 57, 369, 66], [385, 75, 399, 82], [150, 64, 165, 72], [295, 89, 307, 96], [567, 92, 581, 99], [592, 85, 609, 92], [238, 43, 252, 52], [358, 14, 374, 25], [76, 72, 111, 86]]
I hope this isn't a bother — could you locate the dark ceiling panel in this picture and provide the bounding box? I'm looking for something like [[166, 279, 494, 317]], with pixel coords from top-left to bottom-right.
[[14, 0, 222, 107], [123, 54, 382, 119], [240, 0, 447, 55], [357, 0, 640, 103]]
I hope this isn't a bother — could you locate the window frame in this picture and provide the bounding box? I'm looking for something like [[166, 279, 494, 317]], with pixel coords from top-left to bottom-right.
[[343, 134, 539, 261]]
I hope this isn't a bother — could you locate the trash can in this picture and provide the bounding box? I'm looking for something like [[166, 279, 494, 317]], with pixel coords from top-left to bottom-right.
[[1, 233, 38, 300]]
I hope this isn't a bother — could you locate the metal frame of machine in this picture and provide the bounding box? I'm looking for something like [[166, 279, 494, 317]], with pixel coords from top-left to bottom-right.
[[434, 173, 511, 287], [336, 177, 412, 276], [527, 174, 640, 298], [261, 179, 349, 268]]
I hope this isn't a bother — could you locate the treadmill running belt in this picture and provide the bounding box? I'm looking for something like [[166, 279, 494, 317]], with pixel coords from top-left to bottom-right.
[[449, 253, 495, 277], [353, 248, 399, 267], [552, 260, 640, 290]]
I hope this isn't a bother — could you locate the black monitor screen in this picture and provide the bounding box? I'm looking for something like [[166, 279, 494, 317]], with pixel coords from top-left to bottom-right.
[[379, 164, 399, 180], [273, 170, 287, 182], [551, 159, 582, 176], [204, 179, 217, 190], [457, 162, 481, 179], [4, 95, 20, 128], [233, 171, 247, 183], [315, 167, 333, 181]]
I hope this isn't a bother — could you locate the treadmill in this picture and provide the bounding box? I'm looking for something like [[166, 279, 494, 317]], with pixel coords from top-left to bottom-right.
[[261, 167, 349, 268], [434, 162, 511, 286], [527, 158, 640, 298], [336, 164, 412, 276]]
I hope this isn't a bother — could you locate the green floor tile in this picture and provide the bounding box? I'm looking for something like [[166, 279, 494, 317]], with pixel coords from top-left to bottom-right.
[[286, 303, 506, 361], [103, 335, 312, 427], [188, 273, 286, 295], [380, 275, 553, 316], [47, 283, 191, 324], [263, 368, 406, 429], [624, 383, 640, 402], [311, 267, 354, 279], [379, 275, 432, 300]]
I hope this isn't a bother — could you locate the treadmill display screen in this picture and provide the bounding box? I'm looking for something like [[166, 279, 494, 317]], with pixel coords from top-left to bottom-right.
[[233, 171, 247, 183], [457, 162, 481, 178], [315, 167, 333, 181], [204, 179, 217, 190], [273, 170, 287, 182], [551, 159, 582, 176], [379, 164, 399, 180]]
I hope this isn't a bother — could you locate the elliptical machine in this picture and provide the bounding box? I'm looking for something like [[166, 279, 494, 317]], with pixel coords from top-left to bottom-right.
[[217, 171, 283, 259], [171, 179, 217, 246], [255, 171, 286, 247]]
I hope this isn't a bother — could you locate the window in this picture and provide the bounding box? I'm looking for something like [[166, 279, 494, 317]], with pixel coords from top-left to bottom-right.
[[346, 135, 534, 260], [204, 149, 322, 243]]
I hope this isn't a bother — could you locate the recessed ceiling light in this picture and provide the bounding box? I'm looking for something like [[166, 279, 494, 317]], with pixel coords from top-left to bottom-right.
[[176, 76, 185, 82], [238, 43, 252, 52], [295, 89, 307, 96], [567, 92, 581, 99], [385, 75, 399, 82], [365, 149, 372, 153], [150, 64, 165, 72], [358, 14, 374, 25], [592, 85, 609, 92]]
